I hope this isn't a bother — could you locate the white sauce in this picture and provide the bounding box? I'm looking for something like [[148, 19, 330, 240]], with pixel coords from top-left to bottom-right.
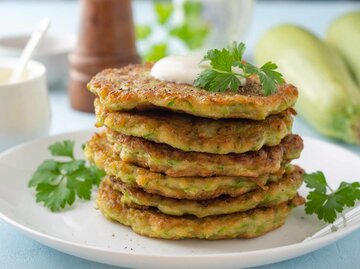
[[0, 68, 29, 85], [0, 66, 50, 151], [150, 55, 205, 85], [150, 54, 246, 86]]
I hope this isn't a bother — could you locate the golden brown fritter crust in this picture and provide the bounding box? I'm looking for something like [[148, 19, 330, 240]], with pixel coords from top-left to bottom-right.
[[105, 165, 304, 218], [96, 179, 305, 240], [95, 99, 295, 154], [88, 63, 298, 120], [84, 132, 289, 200], [107, 129, 303, 177]]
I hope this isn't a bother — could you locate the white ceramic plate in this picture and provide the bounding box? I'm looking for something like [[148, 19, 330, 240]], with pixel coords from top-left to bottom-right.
[[0, 130, 359, 269]]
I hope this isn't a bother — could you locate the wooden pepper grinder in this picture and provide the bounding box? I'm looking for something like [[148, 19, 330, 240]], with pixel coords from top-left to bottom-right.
[[69, 0, 140, 112]]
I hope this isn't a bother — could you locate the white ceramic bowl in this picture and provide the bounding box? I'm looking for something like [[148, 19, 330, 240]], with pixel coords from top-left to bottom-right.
[[0, 34, 75, 86], [0, 57, 51, 152]]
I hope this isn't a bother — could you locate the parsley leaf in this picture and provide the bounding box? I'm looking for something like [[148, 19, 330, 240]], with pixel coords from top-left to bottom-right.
[[210, 73, 240, 92], [169, 1, 209, 50], [136, 1, 210, 62], [228, 41, 246, 64], [193, 69, 218, 91], [304, 171, 360, 223], [135, 25, 152, 40], [194, 41, 284, 95], [154, 2, 174, 25], [144, 43, 168, 62], [204, 48, 233, 71], [48, 140, 74, 159], [88, 165, 106, 186], [29, 140, 105, 212], [183, 1, 202, 18], [35, 183, 75, 212], [66, 167, 93, 200], [170, 23, 209, 50], [58, 160, 86, 174], [304, 171, 327, 193], [28, 160, 61, 187]]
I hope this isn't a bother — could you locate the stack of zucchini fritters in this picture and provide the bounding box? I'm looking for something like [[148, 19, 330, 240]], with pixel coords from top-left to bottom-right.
[[85, 63, 305, 240]]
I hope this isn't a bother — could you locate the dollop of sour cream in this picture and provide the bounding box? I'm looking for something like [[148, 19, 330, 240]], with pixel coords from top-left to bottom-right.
[[150, 54, 247, 87], [150, 55, 205, 85]]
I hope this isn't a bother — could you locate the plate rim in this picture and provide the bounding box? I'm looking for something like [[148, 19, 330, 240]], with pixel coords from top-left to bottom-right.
[[0, 129, 360, 261]]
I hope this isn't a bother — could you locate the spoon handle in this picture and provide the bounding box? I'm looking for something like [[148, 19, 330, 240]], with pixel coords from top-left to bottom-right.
[[10, 18, 50, 83]]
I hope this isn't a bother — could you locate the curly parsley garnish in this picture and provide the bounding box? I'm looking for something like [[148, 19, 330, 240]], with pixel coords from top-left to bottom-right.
[[194, 42, 284, 95], [28, 140, 105, 212], [304, 171, 360, 223]]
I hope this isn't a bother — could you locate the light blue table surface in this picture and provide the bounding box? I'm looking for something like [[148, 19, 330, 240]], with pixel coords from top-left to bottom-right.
[[0, 1, 360, 269]]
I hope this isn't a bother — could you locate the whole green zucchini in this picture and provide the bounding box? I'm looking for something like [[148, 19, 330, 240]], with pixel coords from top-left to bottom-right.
[[327, 12, 360, 86], [255, 24, 360, 144]]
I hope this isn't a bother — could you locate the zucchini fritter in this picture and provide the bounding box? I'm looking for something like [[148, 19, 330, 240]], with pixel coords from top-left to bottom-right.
[[85, 132, 288, 200], [107, 129, 303, 177], [106, 165, 304, 218], [96, 179, 305, 240], [95, 99, 294, 154], [88, 63, 298, 120]]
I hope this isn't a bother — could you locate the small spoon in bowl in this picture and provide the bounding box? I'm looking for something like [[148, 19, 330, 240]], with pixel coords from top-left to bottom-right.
[[9, 18, 50, 83]]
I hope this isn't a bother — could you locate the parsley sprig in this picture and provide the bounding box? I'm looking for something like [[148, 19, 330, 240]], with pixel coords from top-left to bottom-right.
[[304, 171, 360, 223], [194, 42, 284, 95], [136, 1, 210, 62], [28, 140, 105, 212]]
